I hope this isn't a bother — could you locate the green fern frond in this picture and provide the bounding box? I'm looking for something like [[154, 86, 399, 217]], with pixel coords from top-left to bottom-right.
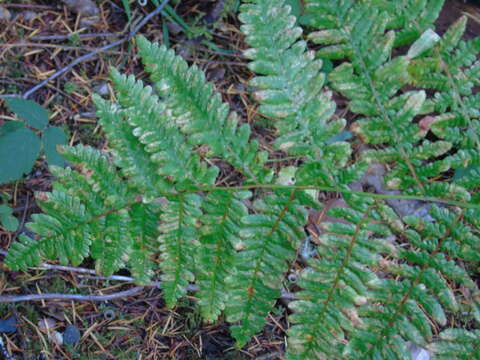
[[304, 0, 389, 60], [303, 0, 444, 55], [61, 145, 132, 207], [408, 17, 480, 193], [100, 70, 219, 191], [4, 1, 480, 357], [239, 0, 345, 155], [225, 190, 307, 346], [94, 94, 171, 199], [90, 208, 132, 276], [158, 193, 202, 308], [428, 329, 480, 359], [58, 145, 136, 275], [195, 190, 251, 322], [288, 199, 480, 359], [127, 202, 160, 284], [324, 14, 450, 195], [6, 145, 134, 274], [287, 198, 391, 359], [6, 234, 47, 270], [136, 35, 269, 183], [410, 17, 480, 148], [344, 206, 479, 358]]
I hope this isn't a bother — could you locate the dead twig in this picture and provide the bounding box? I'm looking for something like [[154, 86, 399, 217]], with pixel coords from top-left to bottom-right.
[[0, 249, 160, 285], [0, 42, 123, 53], [31, 32, 122, 41], [1, 3, 57, 10], [0, 249, 297, 302], [0, 286, 144, 303]]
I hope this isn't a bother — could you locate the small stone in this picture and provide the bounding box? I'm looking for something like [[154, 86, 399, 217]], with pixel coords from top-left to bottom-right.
[[94, 82, 109, 96], [62, 0, 99, 17], [409, 342, 431, 360], [51, 331, 63, 346], [206, 67, 226, 82], [167, 21, 183, 35], [21, 11, 37, 21], [38, 318, 57, 333], [63, 324, 81, 345], [0, 6, 11, 21], [0, 317, 17, 333]]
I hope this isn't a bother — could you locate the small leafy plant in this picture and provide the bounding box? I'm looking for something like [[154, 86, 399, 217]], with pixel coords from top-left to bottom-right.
[[0, 193, 18, 232], [4, 0, 480, 359], [0, 98, 67, 184]]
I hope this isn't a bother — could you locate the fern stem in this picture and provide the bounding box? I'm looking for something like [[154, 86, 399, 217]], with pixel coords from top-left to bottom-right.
[[193, 184, 480, 209]]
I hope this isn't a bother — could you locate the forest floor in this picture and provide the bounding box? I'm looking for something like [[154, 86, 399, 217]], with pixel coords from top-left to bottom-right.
[[0, 0, 480, 359]]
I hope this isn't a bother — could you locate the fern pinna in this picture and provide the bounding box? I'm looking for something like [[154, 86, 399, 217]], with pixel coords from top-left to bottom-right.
[[5, 0, 480, 358]]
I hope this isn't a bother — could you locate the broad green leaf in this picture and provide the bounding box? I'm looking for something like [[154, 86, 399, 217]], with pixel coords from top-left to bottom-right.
[[0, 121, 24, 136], [43, 126, 67, 166], [0, 205, 11, 215], [5, 97, 49, 130], [0, 127, 41, 184], [0, 204, 19, 232]]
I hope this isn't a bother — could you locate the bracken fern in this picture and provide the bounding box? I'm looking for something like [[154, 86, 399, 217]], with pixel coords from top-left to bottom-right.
[[5, 0, 480, 358]]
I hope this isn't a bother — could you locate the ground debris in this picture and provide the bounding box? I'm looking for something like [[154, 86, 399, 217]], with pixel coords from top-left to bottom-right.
[[61, 0, 99, 17], [0, 6, 11, 21]]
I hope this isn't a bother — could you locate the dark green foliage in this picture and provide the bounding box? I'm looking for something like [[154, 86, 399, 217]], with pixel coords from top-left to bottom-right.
[[0, 98, 67, 184], [0, 204, 19, 232], [0, 126, 40, 184], [43, 126, 68, 167], [5, 97, 49, 130], [4, 1, 480, 358]]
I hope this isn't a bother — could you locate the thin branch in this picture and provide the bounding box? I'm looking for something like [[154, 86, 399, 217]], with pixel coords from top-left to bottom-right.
[[31, 32, 123, 41], [0, 0, 170, 100], [1, 3, 57, 10], [0, 287, 144, 303], [0, 42, 124, 53], [0, 249, 296, 302], [0, 249, 159, 285], [194, 184, 480, 209]]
